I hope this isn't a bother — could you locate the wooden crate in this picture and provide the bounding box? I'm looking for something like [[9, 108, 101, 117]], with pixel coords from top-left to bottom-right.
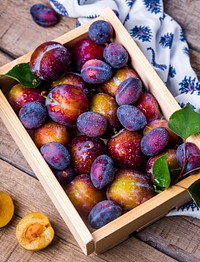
[[0, 7, 200, 255]]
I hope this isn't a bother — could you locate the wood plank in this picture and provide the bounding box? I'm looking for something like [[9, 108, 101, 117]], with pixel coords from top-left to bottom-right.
[[0, 0, 199, 58], [163, 0, 200, 50], [136, 215, 200, 262], [0, 159, 176, 261], [190, 49, 200, 79], [0, 0, 76, 58], [0, 118, 33, 176], [1, 7, 200, 255], [0, 52, 13, 67]]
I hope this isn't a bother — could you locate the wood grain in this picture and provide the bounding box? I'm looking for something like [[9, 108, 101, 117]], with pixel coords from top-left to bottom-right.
[[0, 0, 76, 59], [137, 216, 200, 262], [1, 0, 200, 260], [0, 160, 176, 262]]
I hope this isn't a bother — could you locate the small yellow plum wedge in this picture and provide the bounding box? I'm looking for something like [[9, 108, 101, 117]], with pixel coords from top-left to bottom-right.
[[16, 212, 54, 251], [0, 191, 14, 228]]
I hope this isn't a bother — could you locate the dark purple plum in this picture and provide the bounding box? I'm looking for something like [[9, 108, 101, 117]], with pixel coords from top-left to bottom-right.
[[115, 77, 142, 105], [19, 101, 47, 129], [30, 41, 72, 82], [53, 166, 76, 187], [76, 111, 107, 137], [117, 105, 147, 131], [70, 38, 105, 72], [90, 154, 115, 189], [88, 20, 114, 44], [81, 59, 113, 84], [103, 42, 129, 68], [30, 4, 58, 27], [40, 142, 71, 170], [176, 142, 200, 174], [141, 127, 169, 157], [88, 200, 122, 229]]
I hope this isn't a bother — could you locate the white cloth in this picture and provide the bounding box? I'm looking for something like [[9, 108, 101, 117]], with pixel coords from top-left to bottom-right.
[[49, 0, 200, 216]]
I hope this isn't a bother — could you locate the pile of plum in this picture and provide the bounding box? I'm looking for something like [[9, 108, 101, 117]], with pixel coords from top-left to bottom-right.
[[8, 20, 200, 229]]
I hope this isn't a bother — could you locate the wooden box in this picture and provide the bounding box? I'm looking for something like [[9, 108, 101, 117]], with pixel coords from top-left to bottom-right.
[[0, 8, 200, 255]]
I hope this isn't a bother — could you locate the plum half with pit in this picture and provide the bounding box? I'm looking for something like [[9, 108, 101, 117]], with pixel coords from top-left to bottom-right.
[[30, 41, 72, 82], [16, 212, 54, 251], [0, 192, 14, 228], [45, 84, 88, 126]]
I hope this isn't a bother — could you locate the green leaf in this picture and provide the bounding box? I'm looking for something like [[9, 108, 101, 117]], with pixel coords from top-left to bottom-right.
[[188, 179, 200, 207], [168, 103, 200, 140], [0, 63, 41, 88], [152, 155, 171, 193]]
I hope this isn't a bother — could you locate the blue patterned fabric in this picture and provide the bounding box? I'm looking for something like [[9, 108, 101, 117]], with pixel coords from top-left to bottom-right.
[[49, 0, 200, 112], [49, 0, 200, 216]]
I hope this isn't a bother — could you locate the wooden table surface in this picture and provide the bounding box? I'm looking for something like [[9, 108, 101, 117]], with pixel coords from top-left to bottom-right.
[[1, 1, 200, 261]]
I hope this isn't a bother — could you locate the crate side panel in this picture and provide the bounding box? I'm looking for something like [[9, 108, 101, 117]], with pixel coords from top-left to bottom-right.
[[0, 90, 94, 255]]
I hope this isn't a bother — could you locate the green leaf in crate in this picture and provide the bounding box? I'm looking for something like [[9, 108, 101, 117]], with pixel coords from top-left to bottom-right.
[[188, 179, 200, 207], [0, 63, 41, 88], [153, 154, 171, 193], [168, 103, 200, 140]]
